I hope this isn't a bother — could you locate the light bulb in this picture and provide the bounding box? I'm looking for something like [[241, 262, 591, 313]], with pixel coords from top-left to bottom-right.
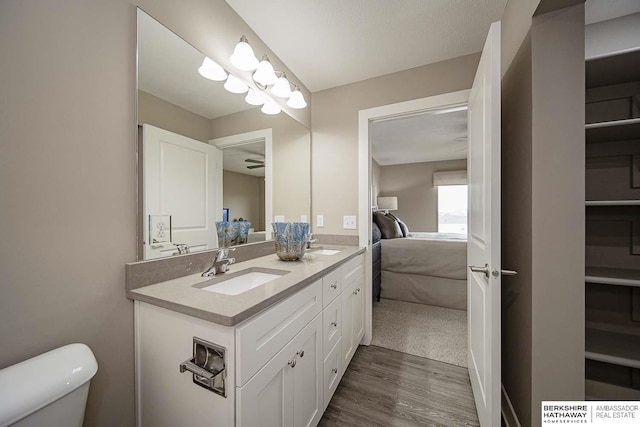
[[229, 36, 259, 71], [261, 101, 281, 115], [197, 57, 227, 81], [245, 88, 266, 106], [270, 74, 292, 98], [224, 74, 249, 94], [253, 55, 278, 86], [286, 87, 307, 109]]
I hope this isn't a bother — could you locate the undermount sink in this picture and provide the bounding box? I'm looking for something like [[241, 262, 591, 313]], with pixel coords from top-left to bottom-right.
[[308, 249, 341, 255], [197, 268, 289, 295]]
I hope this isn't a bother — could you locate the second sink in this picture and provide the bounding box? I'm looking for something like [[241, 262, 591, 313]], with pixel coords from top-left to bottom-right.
[[196, 267, 289, 296]]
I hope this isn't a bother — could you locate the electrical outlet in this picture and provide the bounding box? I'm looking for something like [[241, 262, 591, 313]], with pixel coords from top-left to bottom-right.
[[343, 215, 357, 230], [274, 215, 285, 222], [317, 215, 324, 227], [300, 215, 308, 223]]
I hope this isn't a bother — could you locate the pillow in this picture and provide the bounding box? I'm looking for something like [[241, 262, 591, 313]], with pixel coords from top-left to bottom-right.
[[387, 213, 409, 237], [372, 221, 382, 243], [373, 211, 403, 239]]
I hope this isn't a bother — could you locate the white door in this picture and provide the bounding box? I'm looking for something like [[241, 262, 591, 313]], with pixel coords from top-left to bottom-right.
[[143, 124, 222, 259], [467, 21, 501, 427]]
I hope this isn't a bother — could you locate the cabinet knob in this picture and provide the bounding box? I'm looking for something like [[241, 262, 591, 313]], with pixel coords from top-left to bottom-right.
[[332, 368, 338, 374], [331, 282, 337, 289], [297, 350, 305, 358], [288, 359, 296, 368], [331, 321, 337, 327]]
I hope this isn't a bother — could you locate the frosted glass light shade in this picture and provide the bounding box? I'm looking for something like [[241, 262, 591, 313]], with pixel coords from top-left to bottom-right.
[[286, 88, 307, 109], [261, 101, 281, 115], [197, 57, 227, 81], [245, 88, 266, 106], [253, 55, 278, 86], [377, 197, 398, 211], [230, 36, 259, 71], [271, 75, 292, 98], [224, 74, 249, 94]]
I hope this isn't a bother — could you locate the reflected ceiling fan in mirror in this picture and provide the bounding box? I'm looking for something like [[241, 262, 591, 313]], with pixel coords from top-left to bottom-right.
[[245, 158, 265, 169]]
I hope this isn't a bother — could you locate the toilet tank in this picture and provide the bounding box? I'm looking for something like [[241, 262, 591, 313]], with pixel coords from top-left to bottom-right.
[[0, 343, 98, 427]]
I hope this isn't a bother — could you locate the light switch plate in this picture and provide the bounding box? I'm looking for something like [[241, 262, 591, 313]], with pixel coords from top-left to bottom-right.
[[300, 215, 308, 223], [317, 215, 324, 227], [343, 215, 357, 230], [274, 215, 285, 222]]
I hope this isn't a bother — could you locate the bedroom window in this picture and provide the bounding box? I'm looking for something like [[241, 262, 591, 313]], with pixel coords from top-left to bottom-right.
[[437, 185, 468, 235]]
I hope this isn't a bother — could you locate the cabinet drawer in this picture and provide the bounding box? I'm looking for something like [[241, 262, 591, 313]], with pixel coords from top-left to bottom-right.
[[322, 268, 342, 307], [236, 280, 322, 387], [323, 338, 342, 411], [322, 295, 342, 358], [342, 254, 364, 286]]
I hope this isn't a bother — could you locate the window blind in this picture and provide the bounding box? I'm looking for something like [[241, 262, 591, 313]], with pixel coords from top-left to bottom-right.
[[433, 170, 467, 186]]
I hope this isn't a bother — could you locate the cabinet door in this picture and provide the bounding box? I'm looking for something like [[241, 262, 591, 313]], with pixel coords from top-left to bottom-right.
[[292, 315, 323, 427], [352, 275, 365, 345], [237, 341, 295, 427], [340, 280, 355, 376]]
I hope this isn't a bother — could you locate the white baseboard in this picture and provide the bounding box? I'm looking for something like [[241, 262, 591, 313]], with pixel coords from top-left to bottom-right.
[[501, 383, 522, 427]]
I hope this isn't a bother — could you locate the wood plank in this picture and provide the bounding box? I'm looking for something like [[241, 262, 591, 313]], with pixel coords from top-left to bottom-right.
[[319, 345, 480, 427]]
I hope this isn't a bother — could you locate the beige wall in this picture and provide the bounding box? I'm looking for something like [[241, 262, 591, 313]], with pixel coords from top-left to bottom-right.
[[501, 2, 586, 426], [0, 1, 309, 426], [211, 107, 311, 223], [138, 90, 211, 142], [378, 159, 467, 232], [311, 53, 480, 235], [223, 170, 264, 231]]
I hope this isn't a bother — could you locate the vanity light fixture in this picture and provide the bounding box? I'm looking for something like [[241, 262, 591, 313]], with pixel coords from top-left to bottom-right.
[[245, 88, 266, 106], [261, 100, 281, 115], [198, 57, 227, 81], [287, 86, 307, 109], [253, 55, 278, 87], [224, 74, 249, 94], [271, 72, 292, 98], [227, 35, 307, 113], [230, 35, 259, 71]]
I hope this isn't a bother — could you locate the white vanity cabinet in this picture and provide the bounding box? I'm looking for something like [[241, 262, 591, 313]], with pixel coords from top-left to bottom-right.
[[134, 252, 365, 427]]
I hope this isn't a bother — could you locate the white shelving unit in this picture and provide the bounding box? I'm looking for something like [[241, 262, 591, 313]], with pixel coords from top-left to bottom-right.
[[584, 43, 640, 400]]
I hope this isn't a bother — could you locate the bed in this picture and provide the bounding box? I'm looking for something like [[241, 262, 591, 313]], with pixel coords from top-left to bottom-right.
[[373, 212, 467, 310]]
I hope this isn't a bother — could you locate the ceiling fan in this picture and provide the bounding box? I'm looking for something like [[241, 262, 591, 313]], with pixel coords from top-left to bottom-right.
[[245, 158, 265, 169]]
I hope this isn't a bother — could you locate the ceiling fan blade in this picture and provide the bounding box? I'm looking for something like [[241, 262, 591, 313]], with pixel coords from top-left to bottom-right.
[[247, 164, 266, 169], [244, 158, 264, 164]]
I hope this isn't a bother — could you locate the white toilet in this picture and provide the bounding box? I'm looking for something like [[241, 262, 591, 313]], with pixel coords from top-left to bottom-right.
[[0, 343, 98, 427]]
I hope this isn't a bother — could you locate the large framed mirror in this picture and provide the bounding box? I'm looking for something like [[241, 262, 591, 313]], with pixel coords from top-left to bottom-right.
[[136, 9, 311, 260]]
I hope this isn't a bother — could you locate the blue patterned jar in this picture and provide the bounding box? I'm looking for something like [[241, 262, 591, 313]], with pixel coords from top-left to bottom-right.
[[272, 222, 310, 261]]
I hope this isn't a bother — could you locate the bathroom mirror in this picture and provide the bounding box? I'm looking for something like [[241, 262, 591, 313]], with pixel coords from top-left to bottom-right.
[[136, 9, 311, 260]]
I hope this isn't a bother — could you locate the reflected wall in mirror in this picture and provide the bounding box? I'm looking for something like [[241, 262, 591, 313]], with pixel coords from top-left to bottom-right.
[[136, 9, 311, 260]]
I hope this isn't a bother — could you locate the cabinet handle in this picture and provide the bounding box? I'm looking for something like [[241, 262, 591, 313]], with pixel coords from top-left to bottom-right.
[[331, 282, 337, 289], [331, 321, 337, 327], [332, 368, 338, 374], [288, 359, 296, 368], [297, 350, 304, 358]]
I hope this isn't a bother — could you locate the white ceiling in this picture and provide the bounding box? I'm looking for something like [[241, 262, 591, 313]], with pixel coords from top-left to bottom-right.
[[137, 10, 254, 120], [371, 108, 467, 166], [222, 142, 266, 177], [226, 0, 507, 92]]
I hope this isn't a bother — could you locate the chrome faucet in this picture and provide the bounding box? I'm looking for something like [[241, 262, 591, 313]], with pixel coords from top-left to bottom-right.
[[202, 248, 236, 277], [306, 233, 317, 249]]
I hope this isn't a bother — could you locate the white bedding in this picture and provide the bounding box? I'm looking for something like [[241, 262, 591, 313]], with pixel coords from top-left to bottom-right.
[[381, 235, 467, 280]]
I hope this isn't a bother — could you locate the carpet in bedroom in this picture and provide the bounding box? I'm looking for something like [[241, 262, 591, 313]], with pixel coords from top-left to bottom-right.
[[372, 298, 467, 367]]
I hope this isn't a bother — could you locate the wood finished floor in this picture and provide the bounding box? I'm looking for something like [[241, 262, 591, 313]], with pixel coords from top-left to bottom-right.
[[319, 345, 480, 427]]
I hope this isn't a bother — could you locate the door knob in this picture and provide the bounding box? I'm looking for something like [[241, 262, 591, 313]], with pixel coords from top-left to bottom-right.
[[493, 269, 518, 277], [469, 264, 490, 279]]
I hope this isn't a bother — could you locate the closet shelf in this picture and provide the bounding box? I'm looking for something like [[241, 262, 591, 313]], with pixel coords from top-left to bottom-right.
[[586, 329, 640, 369], [586, 379, 640, 401], [585, 200, 640, 206], [585, 118, 640, 143], [585, 267, 640, 287], [585, 48, 640, 89]]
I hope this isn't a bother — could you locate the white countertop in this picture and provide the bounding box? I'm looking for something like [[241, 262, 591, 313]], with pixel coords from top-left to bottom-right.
[[127, 246, 365, 326]]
